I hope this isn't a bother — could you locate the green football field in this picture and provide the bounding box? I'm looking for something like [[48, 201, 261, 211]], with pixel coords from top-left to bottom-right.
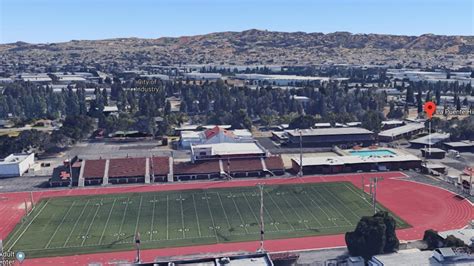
[[4, 182, 408, 258]]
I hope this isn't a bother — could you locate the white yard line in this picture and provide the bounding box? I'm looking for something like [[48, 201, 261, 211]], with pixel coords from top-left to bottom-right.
[[301, 189, 337, 226], [63, 199, 90, 247], [44, 200, 76, 248], [343, 183, 374, 209], [230, 194, 249, 234], [204, 192, 219, 242], [310, 187, 353, 226], [134, 196, 143, 235], [280, 192, 309, 229], [116, 197, 130, 241], [216, 192, 232, 229], [81, 200, 103, 246], [150, 195, 156, 241], [242, 192, 261, 225], [7, 199, 50, 250], [265, 191, 296, 231], [293, 192, 323, 226], [179, 195, 186, 239], [263, 205, 280, 231], [166, 195, 169, 240], [99, 198, 116, 245], [322, 186, 361, 221], [192, 194, 202, 237]]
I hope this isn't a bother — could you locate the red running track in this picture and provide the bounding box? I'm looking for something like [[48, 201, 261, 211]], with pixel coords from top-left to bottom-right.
[[0, 172, 471, 265]]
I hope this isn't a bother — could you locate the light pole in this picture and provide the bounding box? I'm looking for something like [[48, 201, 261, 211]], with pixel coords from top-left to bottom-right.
[[68, 156, 73, 189], [370, 177, 384, 214], [298, 129, 303, 177], [256, 183, 265, 253]]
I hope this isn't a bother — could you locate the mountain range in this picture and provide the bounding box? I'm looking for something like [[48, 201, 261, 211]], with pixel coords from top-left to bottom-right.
[[1, 29, 472, 68]]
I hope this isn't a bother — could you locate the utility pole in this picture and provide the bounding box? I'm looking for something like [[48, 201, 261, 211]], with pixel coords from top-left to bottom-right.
[[370, 177, 384, 214], [151, 154, 155, 183], [30, 191, 34, 209], [468, 167, 473, 196], [68, 156, 73, 189], [24, 199, 28, 216], [257, 183, 265, 253], [298, 129, 303, 177]]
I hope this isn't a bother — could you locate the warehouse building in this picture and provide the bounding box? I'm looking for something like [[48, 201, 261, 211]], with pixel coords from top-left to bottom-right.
[[0, 153, 35, 177], [444, 140, 474, 153], [191, 142, 266, 162], [378, 123, 425, 142], [291, 153, 421, 175], [285, 128, 375, 148], [409, 133, 450, 148]]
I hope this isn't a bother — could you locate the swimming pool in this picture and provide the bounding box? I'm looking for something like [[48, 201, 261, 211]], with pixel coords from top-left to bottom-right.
[[349, 149, 396, 157]]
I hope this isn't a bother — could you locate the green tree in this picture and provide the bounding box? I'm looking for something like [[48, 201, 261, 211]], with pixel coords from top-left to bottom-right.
[[289, 115, 316, 129], [345, 211, 399, 261], [361, 110, 383, 133]]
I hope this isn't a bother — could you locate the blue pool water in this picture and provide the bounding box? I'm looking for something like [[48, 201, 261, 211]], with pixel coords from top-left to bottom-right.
[[349, 150, 396, 157]]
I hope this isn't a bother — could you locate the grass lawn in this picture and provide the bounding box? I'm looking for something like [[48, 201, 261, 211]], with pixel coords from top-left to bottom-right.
[[4, 181, 409, 258]]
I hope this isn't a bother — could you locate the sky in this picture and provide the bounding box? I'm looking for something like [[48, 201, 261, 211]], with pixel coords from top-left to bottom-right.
[[0, 0, 473, 44]]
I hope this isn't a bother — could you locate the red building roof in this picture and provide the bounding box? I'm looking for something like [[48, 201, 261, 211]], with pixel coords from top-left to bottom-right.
[[226, 158, 263, 172], [204, 126, 235, 140], [265, 156, 285, 170], [151, 156, 170, 176], [83, 159, 106, 179], [174, 160, 221, 175], [108, 157, 146, 178]]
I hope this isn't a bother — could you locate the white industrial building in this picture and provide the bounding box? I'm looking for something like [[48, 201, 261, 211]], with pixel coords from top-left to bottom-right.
[[179, 126, 254, 149], [0, 153, 35, 177], [183, 72, 222, 80], [235, 74, 331, 85], [191, 142, 266, 162]]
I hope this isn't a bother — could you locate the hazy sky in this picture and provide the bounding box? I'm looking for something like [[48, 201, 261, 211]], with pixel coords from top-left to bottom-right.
[[1, 0, 472, 44]]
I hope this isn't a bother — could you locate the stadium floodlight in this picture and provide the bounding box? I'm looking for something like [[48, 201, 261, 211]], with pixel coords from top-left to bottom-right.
[[370, 177, 384, 214], [256, 183, 265, 253], [151, 154, 155, 183], [68, 156, 73, 189], [298, 129, 303, 177]]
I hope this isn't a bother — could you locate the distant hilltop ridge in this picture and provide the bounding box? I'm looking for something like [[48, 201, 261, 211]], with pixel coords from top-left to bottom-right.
[[1, 29, 472, 67]]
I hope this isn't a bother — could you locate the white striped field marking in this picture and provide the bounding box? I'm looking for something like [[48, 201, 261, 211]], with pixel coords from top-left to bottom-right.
[[230, 193, 249, 234], [81, 200, 103, 246], [44, 200, 76, 248], [99, 198, 117, 245], [191, 194, 202, 237], [116, 197, 130, 241], [63, 199, 90, 247], [7, 199, 50, 250], [216, 192, 232, 230], [134, 196, 143, 235], [150, 195, 156, 241], [204, 192, 219, 242], [166, 195, 169, 240], [265, 191, 296, 231]]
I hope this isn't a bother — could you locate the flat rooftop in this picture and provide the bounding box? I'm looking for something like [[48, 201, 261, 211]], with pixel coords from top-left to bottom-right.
[[444, 140, 474, 148], [410, 133, 450, 145], [292, 153, 421, 167], [378, 123, 425, 137], [192, 143, 264, 156], [0, 154, 32, 165], [286, 127, 373, 137]]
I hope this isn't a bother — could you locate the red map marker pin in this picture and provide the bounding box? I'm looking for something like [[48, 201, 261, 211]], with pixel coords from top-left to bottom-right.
[[424, 101, 436, 119]]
